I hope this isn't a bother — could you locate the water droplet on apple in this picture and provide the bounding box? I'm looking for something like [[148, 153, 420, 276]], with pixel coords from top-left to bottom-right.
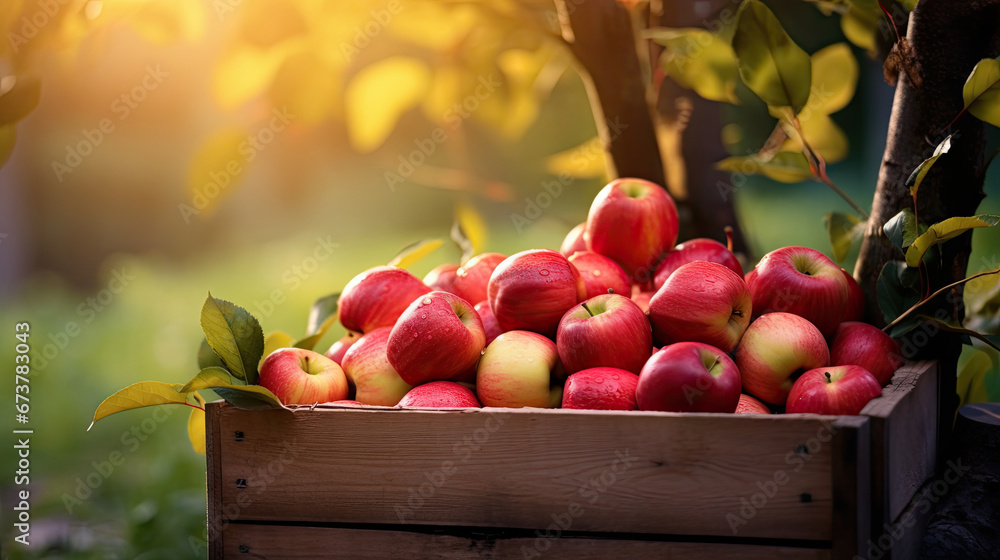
[[592, 270, 602, 277], [526, 357, 535, 363], [426, 334, 433, 340], [421, 297, 432, 305], [412, 332, 419, 338], [421, 314, 427, 319], [539, 270, 549, 276], [595, 377, 604, 384], [612, 374, 620, 380]]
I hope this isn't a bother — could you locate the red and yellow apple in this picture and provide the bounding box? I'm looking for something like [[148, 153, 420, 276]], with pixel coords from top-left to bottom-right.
[[568, 250, 632, 299], [340, 327, 413, 406], [734, 312, 830, 405], [830, 321, 903, 386], [786, 365, 882, 415], [398, 381, 482, 408], [735, 393, 771, 414], [562, 367, 639, 410], [339, 266, 431, 333], [453, 252, 506, 305], [423, 263, 461, 294], [258, 348, 349, 405], [636, 341, 741, 413], [653, 238, 743, 289], [560, 222, 589, 257], [476, 330, 561, 408], [324, 330, 361, 366], [488, 249, 586, 337], [556, 294, 651, 375]]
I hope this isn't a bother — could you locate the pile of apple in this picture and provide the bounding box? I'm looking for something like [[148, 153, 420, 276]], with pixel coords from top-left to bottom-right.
[[259, 178, 903, 416]]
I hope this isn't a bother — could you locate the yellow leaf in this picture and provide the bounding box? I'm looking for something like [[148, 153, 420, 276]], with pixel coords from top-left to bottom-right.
[[389, 239, 444, 269], [269, 48, 342, 125], [545, 137, 609, 179], [345, 56, 431, 153], [957, 347, 993, 407], [455, 201, 488, 256], [963, 57, 1000, 128], [839, 7, 879, 57], [716, 151, 814, 183], [650, 28, 740, 104], [386, 3, 478, 51], [90, 382, 190, 429], [263, 331, 295, 363], [213, 43, 293, 109], [782, 113, 849, 163], [187, 393, 207, 455], [181, 367, 235, 393], [804, 43, 858, 116], [906, 215, 1000, 267], [188, 129, 249, 218], [422, 66, 467, 125]]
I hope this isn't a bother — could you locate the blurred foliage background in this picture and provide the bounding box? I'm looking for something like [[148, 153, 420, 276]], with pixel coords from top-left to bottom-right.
[[0, 0, 999, 558]]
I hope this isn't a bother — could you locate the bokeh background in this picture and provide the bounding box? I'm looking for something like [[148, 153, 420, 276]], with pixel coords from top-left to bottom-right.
[[0, 0, 998, 558]]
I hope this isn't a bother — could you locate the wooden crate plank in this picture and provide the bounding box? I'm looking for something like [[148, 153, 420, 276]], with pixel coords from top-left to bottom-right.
[[861, 361, 938, 531], [830, 416, 870, 560], [207, 399, 225, 560], [221, 524, 833, 560], [209, 405, 851, 541]]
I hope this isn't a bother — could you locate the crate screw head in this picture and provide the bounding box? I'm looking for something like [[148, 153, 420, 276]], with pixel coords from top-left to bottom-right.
[[239, 545, 250, 553], [235, 431, 244, 442], [799, 493, 812, 503], [236, 478, 247, 489], [795, 444, 809, 455]]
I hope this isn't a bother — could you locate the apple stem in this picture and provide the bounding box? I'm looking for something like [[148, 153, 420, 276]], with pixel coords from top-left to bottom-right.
[[581, 302, 595, 317], [725, 226, 734, 253], [732, 309, 744, 318], [825, 371, 833, 384]]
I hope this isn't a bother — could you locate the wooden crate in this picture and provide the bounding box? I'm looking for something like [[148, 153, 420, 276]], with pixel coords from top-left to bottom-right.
[[205, 361, 938, 560]]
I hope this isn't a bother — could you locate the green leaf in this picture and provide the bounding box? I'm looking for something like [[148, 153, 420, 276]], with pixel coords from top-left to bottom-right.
[[732, 0, 812, 113], [293, 293, 340, 350], [388, 239, 444, 269], [824, 212, 864, 265], [716, 151, 813, 183], [0, 75, 41, 126], [905, 134, 952, 198], [905, 215, 1000, 267], [962, 57, 1000, 128], [876, 261, 921, 325], [649, 27, 740, 104], [188, 392, 207, 455], [89, 382, 190, 430], [957, 347, 994, 408], [197, 336, 226, 370], [883, 208, 919, 250], [181, 366, 236, 393], [200, 293, 264, 385], [212, 385, 287, 410]]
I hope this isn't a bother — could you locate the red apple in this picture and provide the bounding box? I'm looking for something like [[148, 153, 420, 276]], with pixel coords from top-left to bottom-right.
[[586, 178, 679, 281], [258, 348, 349, 405], [562, 367, 639, 410], [339, 266, 431, 333], [746, 247, 851, 337], [560, 222, 589, 257], [568, 251, 632, 299], [556, 294, 651, 375], [453, 252, 506, 305], [474, 300, 504, 346], [386, 291, 486, 385], [398, 381, 481, 408], [477, 331, 561, 408], [423, 263, 460, 293], [340, 327, 413, 406], [324, 331, 361, 365], [636, 342, 741, 413], [734, 312, 830, 405], [648, 261, 751, 353], [786, 365, 882, 415], [488, 249, 586, 338], [842, 269, 865, 323], [653, 238, 743, 289], [830, 321, 903, 386], [735, 394, 771, 414]]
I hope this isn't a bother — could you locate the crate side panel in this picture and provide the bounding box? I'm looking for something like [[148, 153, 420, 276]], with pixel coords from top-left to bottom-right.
[[222, 524, 833, 560], [215, 407, 839, 540], [861, 361, 938, 523]]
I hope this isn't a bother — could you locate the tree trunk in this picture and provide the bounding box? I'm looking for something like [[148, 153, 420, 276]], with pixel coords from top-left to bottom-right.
[[556, 0, 666, 186], [854, 0, 1000, 458]]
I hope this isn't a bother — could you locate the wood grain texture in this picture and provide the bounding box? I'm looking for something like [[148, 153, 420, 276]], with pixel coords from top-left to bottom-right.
[[831, 416, 870, 560], [209, 405, 854, 541], [207, 399, 225, 560], [861, 361, 938, 534], [221, 524, 833, 560]]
